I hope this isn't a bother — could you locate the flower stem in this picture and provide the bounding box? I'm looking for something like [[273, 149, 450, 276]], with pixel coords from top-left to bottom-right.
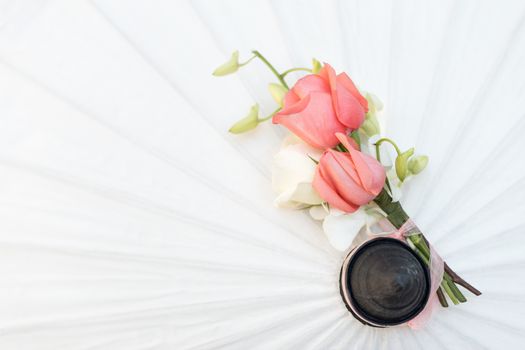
[[444, 274, 467, 303], [373, 189, 480, 307], [422, 237, 482, 296], [375, 137, 402, 162], [239, 55, 257, 67], [437, 287, 449, 307], [412, 236, 467, 303], [280, 67, 312, 78], [442, 280, 460, 305], [258, 107, 282, 122], [444, 262, 482, 296], [408, 236, 462, 305], [251, 50, 289, 89], [335, 143, 348, 153]]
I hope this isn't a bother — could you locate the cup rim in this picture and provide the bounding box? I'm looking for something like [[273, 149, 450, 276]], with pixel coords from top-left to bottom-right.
[[339, 237, 431, 327]]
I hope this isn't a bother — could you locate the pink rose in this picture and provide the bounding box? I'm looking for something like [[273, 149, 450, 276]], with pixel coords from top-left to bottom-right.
[[272, 64, 368, 149], [313, 133, 386, 212]]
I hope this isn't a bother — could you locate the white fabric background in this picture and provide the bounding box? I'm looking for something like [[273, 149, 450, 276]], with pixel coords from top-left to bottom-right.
[[0, 0, 524, 348]]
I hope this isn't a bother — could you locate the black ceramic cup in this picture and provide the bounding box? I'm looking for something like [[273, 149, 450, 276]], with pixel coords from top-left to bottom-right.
[[339, 237, 430, 327]]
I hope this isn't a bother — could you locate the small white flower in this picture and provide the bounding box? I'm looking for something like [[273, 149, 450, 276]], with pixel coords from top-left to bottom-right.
[[322, 208, 368, 251], [272, 135, 323, 209], [309, 203, 330, 221], [320, 206, 391, 251]]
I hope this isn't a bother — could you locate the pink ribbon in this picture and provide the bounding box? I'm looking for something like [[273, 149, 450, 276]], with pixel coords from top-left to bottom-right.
[[370, 219, 444, 329]]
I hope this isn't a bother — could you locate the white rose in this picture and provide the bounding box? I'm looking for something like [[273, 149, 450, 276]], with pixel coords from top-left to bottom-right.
[[272, 135, 324, 209]]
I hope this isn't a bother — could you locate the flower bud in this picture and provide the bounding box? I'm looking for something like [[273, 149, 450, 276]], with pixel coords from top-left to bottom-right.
[[229, 104, 259, 134], [408, 155, 429, 175], [312, 58, 322, 74], [268, 83, 287, 107], [395, 147, 414, 182], [366, 92, 384, 113], [361, 113, 381, 137], [213, 51, 240, 76]]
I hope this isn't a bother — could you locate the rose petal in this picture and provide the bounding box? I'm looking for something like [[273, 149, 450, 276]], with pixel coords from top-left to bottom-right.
[[325, 150, 361, 186], [282, 89, 300, 108], [336, 132, 359, 151], [318, 157, 372, 206], [291, 74, 330, 98], [361, 153, 387, 195], [313, 167, 358, 212], [347, 146, 375, 192], [337, 72, 368, 112], [320, 64, 365, 129], [333, 83, 366, 129], [273, 92, 347, 149]]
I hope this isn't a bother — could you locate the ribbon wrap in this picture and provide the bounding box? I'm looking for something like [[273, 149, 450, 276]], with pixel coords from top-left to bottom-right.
[[350, 218, 444, 329]]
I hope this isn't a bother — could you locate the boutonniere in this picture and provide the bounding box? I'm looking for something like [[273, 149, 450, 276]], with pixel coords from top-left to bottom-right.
[[213, 50, 481, 328]]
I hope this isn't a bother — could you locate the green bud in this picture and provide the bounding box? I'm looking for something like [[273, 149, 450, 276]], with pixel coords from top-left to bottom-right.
[[408, 155, 429, 175], [361, 113, 381, 137], [365, 92, 384, 113], [229, 104, 259, 134], [213, 51, 240, 76], [312, 58, 322, 74], [395, 147, 414, 182], [268, 83, 287, 107]]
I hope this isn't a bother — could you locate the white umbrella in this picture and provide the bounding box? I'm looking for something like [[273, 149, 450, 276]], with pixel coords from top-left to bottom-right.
[[0, 0, 523, 348]]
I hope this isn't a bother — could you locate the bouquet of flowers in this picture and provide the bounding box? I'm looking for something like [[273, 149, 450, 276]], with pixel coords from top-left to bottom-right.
[[213, 50, 481, 328]]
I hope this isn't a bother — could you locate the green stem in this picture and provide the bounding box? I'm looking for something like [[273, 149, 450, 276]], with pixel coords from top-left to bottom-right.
[[444, 274, 467, 303], [373, 189, 409, 229], [239, 55, 257, 67], [280, 67, 312, 77], [252, 50, 289, 89], [437, 287, 449, 307], [412, 234, 466, 302], [373, 189, 475, 307], [410, 235, 430, 260], [442, 280, 460, 305], [334, 143, 348, 153], [406, 238, 458, 305], [411, 234, 467, 303], [258, 107, 281, 122], [375, 138, 402, 162], [375, 145, 381, 162]]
